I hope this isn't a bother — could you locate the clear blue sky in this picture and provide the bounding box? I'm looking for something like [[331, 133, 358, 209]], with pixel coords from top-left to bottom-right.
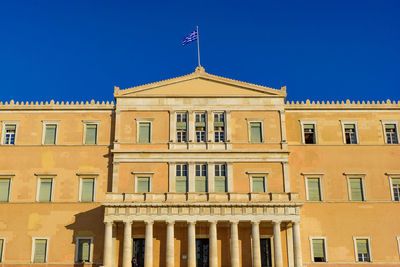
[[1, 0, 399, 102]]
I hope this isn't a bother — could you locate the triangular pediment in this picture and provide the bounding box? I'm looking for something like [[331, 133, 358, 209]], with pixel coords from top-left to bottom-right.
[[115, 67, 286, 98]]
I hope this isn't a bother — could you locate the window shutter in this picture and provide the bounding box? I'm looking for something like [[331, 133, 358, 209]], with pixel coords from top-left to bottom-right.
[[175, 176, 187, 193], [392, 178, 400, 186], [78, 239, 91, 262], [5, 125, 16, 131], [312, 239, 325, 258], [137, 177, 150, 193], [139, 123, 150, 143], [252, 177, 265, 192], [356, 239, 368, 254], [44, 125, 57, 144], [307, 178, 321, 201], [345, 124, 355, 129], [0, 239, 3, 261], [0, 179, 10, 202], [250, 122, 262, 143], [215, 176, 227, 192], [303, 124, 314, 130], [195, 176, 207, 192], [81, 179, 94, 202], [350, 178, 363, 201], [33, 239, 47, 263], [85, 124, 97, 145], [39, 179, 52, 202]]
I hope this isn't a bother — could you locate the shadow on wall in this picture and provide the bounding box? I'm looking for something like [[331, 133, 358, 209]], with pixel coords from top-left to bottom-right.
[[65, 206, 105, 266]]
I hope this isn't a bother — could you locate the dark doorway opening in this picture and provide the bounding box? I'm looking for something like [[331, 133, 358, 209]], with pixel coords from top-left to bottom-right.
[[132, 238, 145, 267], [260, 238, 272, 267], [196, 238, 209, 267]]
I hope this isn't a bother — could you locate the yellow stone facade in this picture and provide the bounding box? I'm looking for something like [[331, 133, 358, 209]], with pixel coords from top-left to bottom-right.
[[0, 67, 399, 267]]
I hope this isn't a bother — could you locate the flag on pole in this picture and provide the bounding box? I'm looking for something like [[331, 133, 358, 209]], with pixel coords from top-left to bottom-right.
[[182, 30, 198, 46]]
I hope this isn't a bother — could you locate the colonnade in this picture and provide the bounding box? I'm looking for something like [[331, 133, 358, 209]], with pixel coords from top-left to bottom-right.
[[103, 220, 303, 267]]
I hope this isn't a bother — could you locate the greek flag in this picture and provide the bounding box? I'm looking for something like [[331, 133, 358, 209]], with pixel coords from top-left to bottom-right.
[[182, 30, 198, 46]]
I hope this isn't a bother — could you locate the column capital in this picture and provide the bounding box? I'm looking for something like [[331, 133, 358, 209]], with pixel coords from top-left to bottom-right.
[[104, 220, 114, 225], [123, 219, 133, 224], [230, 220, 239, 225], [187, 220, 196, 225], [272, 220, 282, 225], [209, 220, 218, 225], [251, 220, 261, 225], [166, 220, 175, 225], [292, 220, 300, 225], [145, 220, 154, 225]]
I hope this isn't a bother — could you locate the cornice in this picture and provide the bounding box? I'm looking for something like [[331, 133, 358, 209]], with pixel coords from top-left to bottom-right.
[[0, 100, 115, 111], [285, 99, 400, 110]]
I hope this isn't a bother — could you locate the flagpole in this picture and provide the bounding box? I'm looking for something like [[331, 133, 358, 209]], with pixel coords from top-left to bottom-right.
[[197, 26, 201, 67]]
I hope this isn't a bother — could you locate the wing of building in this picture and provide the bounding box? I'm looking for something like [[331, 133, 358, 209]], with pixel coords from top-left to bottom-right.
[[0, 66, 399, 267]]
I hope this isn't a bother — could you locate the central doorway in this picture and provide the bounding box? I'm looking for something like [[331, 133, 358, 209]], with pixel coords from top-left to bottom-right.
[[132, 238, 145, 267], [196, 238, 209, 267], [260, 238, 272, 267]]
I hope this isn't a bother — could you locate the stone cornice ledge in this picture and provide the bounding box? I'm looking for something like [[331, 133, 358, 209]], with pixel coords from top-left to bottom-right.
[[285, 99, 400, 110]]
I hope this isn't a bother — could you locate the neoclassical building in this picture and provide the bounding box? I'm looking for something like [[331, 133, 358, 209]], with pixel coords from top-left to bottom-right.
[[0, 67, 399, 267]]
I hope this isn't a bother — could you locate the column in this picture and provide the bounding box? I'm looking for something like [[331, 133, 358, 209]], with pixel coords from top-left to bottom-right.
[[293, 221, 303, 267], [209, 221, 218, 267], [230, 221, 240, 267], [273, 221, 283, 267], [169, 111, 176, 142], [166, 220, 175, 267], [187, 221, 196, 267], [122, 220, 132, 267], [188, 163, 195, 192], [207, 111, 213, 142], [144, 220, 153, 267], [188, 111, 195, 142], [251, 221, 261, 267], [282, 162, 291, 192], [103, 221, 113, 267]]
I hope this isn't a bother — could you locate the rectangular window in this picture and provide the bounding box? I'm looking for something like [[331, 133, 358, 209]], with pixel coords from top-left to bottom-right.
[[195, 113, 206, 142], [44, 124, 57, 145], [0, 179, 11, 202], [3, 124, 16, 145], [349, 178, 364, 201], [252, 177, 265, 193], [344, 124, 358, 144], [214, 164, 227, 192], [356, 239, 370, 262], [307, 178, 322, 201], [195, 164, 207, 192], [85, 124, 98, 145], [385, 124, 399, 144], [176, 113, 187, 143], [0, 239, 4, 262], [136, 177, 150, 193], [176, 164, 188, 193], [312, 239, 326, 262], [77, 238, 91, 262], [392, 178, 400, 201], [138, 122, 151, 143], [303, 124, 316, 144], [80, 178, 95, 202], [33, 239, 47, 263], [214, 113, 225, 142], [38, 178, 53, 202], [250, 122, 262, 143]]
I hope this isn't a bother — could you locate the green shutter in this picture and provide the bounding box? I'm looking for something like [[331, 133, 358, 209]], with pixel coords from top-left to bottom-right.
[[176, 122, 187, 130], [78, 239, 91, 262], [392, 178, 400, 186], [195, 176, 207, 192], [137, 177, 150, 193], [350, 178, 364, 201], [345, 124, 355, 129], [312, 239, 325, 258], [44, 125, 57, 144], [81, 179, 94, 202], [33, 239, 47, 263], [39, 179, 52, 202], [250, 122, 262, 143], [307, 178, 321, 201], [356, 239, 368, 254], [0, 179, 10, 202], [5, 125, 16, 131], [215, 176, 227, 192], [386, 124, 396, 130], [85, 124, 97, 145], [303, 124, 314, 130], [0, 239, 3, 262], [252, 177, 265, 192], [176, 176, 188, 193], [139, 123, 150, 143]]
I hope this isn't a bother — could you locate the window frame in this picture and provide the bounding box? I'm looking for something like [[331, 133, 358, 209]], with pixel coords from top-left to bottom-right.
[[381, 120, 399, 144], [41, 120, 60, 145], [303, 173, 324, 201], [1, 121, 19, 145], [31, 237, 50, 263], [175, 163, 188, 193], [387, 174, 400, 201], [214, 163, 227, 192], [82, 120, 100, 145], [75, 237, 94, 263], [247, 119, 264, 143], [132, 172, 154, 193], [195, 163, 208, 192], [353, 237, 372, 262], [176, 112, 188, 143], [0, 237, 5, 263], [300, 120, 318, 144], [213, 112, 226, 143], [247, 172, 269, 193], [309, 237, 328, 263], [397, 236, 400, 259], [340, 120, 359, 145], [136, 119, 153, 144], [345, 174, 366, 201], [78, 175, 98, 202], [36, 176, 55, 202], [0, 175, 13, 202]]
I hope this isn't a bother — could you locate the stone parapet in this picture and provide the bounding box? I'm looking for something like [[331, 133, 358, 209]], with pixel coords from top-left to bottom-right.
[[0, 99, 115, 110], [285, 99, 400, 110]]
